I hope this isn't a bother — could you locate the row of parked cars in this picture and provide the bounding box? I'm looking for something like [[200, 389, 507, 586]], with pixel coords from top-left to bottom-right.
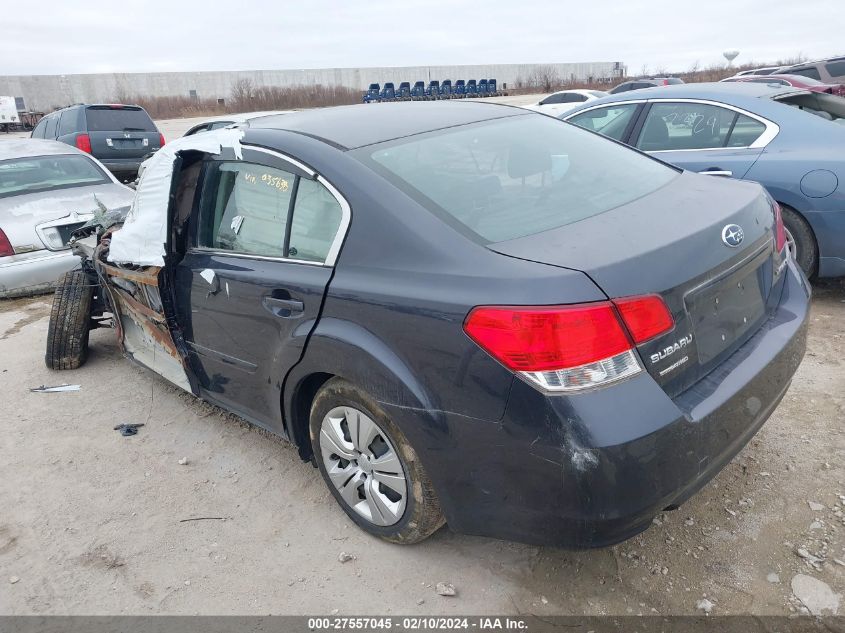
[[0, 68, 839, 549], [362, 78, 503, 102], [530, 80, 845, 281]]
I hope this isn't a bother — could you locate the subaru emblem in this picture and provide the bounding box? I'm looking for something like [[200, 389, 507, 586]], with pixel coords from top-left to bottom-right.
[[721, 224, 744, 248]]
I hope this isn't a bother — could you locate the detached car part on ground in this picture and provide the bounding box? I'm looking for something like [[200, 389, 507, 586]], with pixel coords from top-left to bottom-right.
[[46, 103, 809, 547], [0, 139, 134, 298]]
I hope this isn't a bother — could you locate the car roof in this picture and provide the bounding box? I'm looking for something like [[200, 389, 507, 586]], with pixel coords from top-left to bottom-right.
[[583, 81, 805, 104], [0, 138, 87, 161], [247, 101, 525, 150], [187, 110, 295, 128], [784, 56, 845, 69]]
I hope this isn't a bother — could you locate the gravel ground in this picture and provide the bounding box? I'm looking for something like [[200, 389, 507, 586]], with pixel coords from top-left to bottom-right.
[[0, 278, 843, 616]]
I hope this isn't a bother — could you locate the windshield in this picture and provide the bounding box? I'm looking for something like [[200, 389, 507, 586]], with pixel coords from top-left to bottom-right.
[[775, 92, 845, 126], [0, 154, 109, 198], [360, 115, 678, 243], [85, 106, 156, 132]]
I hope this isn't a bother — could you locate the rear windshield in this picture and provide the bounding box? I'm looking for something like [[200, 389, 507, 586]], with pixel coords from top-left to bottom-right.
[[359, 115, 678, 243], [0, 154, 109, 198], [775, 92, 845, 126], [85, 106, 156, 132]]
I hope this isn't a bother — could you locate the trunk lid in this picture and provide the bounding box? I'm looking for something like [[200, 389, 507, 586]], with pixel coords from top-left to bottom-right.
[[1, 183, 134, 252], [489, 172, 783, 397], [85, 106, 162, 159]]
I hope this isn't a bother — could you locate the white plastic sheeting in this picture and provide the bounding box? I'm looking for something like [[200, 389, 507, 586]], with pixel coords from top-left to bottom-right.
[[107, 127, 245, 266]]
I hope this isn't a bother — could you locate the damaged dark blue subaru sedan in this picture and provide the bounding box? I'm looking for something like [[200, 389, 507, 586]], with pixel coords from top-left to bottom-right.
[[47, 101, 809, 547]]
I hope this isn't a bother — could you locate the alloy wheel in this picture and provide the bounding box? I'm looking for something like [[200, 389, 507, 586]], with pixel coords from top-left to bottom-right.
[[319, 406, 408, 526]]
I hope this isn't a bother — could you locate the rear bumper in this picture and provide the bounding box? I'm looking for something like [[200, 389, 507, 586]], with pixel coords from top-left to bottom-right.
[[0, 249, 80, 298], [384, 258, 810, 547], [97, 158, 142, 175]]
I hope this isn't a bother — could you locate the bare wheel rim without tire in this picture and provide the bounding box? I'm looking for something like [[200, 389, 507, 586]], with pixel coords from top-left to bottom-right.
[[319, 406, 408, 527]]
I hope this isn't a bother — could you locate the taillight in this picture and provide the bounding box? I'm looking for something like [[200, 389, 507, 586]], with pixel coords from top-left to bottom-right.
[[75, 133, 92, 153], [613, 295, 674, 344], [159, 133, 166, 147], [464, 296, 674, 393], [0, 228, 14, 257], [773, 202, 786, 253]]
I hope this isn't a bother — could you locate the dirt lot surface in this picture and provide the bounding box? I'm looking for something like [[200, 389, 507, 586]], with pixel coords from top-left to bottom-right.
[[0, 278, 843, 616]]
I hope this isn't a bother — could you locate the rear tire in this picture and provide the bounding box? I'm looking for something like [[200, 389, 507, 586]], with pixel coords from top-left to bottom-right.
[[781, 205, 817, 278], [309, 377, 445, 544], [45, 270, 94, 370]]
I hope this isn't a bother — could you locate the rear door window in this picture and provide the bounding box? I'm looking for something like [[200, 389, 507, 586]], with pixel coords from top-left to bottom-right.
[[199, 161, 344, 263], [634, 102, 737, 151], [200, 162, 295, 257], [85, 107, 156, 132], [568, 103, 640, 141]]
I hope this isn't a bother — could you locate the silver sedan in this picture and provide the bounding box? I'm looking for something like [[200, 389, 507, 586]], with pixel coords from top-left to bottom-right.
[[0, 139, 134, 297]]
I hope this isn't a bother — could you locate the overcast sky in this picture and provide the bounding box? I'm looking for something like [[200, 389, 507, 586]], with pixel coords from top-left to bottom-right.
[[2, 0, 841, 76]]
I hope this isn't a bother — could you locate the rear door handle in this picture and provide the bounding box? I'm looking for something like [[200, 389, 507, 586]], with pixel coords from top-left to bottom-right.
[[699, 169, 733, 177], [262, 296, 304, 318]]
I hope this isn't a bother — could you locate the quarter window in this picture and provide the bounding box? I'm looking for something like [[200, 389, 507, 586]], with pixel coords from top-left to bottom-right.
[[31, 119, 47, 139], [288, 178, 343, 263], [57, 109, 78, 136], [199, 161, 343, 263], [790, 67, 822, 81], [43, 115, 58, 139], [568, 104, 639, 141], [727, 114, 766, 147], [825, 61, 845, 78]]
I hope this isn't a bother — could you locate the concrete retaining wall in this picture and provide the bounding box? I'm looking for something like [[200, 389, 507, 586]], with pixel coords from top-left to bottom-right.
[[1, 62, 625, 112]]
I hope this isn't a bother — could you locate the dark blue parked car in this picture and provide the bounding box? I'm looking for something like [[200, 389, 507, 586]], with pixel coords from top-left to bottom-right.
[[51, 102, 809, 547], [563, 82, 845, 278], [31, 103, 164, 180]]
